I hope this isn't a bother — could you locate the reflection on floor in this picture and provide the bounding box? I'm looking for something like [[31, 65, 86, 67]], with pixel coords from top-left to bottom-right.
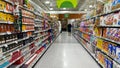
[[34, 32, 100, 68]]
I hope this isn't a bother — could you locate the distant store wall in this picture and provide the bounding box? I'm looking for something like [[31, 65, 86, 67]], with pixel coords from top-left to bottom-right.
[[59, 14, 84, 19], [58, 14, 84, 31]]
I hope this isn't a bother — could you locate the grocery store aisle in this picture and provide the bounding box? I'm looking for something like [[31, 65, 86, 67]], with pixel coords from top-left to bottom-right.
[[34, 32, 100, 68]]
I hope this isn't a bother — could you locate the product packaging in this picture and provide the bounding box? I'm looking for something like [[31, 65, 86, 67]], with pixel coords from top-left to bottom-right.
[[0, 1, 6, 11], [115, 46, 120, 63], [105, 58, 109, 68], [112, 0, 118, 10], [112, 44, 117, 58], [108, 59, 113, 68], [108, 43, 113, 56], [113, 12, 119, 25], [104, 0, 112, 13]]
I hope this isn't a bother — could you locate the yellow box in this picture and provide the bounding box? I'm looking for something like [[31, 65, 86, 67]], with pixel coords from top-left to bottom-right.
[[97, 38, 103, 49], [0, 1, 6, 11], [22, 25, 26, 31]]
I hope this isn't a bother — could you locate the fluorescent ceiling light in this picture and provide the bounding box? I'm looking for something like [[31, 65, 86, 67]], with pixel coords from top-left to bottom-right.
[[46, 11, 88, 14], [50, 8, 53, 10], [63, 8, 66, 10], [89, 5, 93, 8], [84, 9, 87, 11], [45, 1, 50, 4]]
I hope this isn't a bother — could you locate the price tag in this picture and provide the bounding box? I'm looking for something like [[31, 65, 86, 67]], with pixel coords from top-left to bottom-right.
[[7, 32, 11, 34], [10, 53, 13, 55], [4, 44, 8, 47], [15, 41, 18, 43]]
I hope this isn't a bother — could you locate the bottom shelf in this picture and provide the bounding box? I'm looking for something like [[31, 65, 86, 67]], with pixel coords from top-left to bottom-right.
[[27, 33, 60, 68], [73, 34, 103, 68]]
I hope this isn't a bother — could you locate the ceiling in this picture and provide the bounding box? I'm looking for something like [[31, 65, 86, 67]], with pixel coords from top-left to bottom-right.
[[31, 0, 96, 13]]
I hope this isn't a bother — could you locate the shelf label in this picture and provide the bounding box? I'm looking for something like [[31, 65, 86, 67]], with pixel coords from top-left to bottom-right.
[[7, 32, 11, 34], [14, 41, 18, 43], [4, 44, 8, 47]]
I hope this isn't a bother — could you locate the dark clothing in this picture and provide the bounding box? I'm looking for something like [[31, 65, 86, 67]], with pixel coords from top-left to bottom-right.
[[67, 24, 72, 32]]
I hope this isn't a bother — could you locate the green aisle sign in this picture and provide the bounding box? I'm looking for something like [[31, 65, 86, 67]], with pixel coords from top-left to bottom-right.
[[57, 0, 78, 8], [64, 14, 69, 18]]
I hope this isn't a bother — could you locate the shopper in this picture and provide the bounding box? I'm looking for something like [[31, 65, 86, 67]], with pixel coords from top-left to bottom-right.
[[67, 23, 72, 33]]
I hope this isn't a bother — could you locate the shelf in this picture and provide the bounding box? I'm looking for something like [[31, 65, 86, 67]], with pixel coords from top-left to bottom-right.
[[99, 37, 120, 45], [97, 25, 120, 28], [96, 8, 120, 17], [77, 30, 120, 45], [27, 43, 50, 68], [29, 34, 59, 68], [42, 35, 50, 42], [96, 47, 120, 65], [34, 13, 43, 18], [34, 34, 48, 40], [74, 34, 104, 68], [82, 8, 120, 22], [1, 42, 35, 68], [0, 36, 33, 48], [34, 19, 43, 22], [22, 30, 35, 32], [0, 40, 34, 59], [0, 21, 13, 24], [22, 23, 34, 25], [34, 28, 50, 33], [15, 47, 36, 68], [19, 5, 35, 14], [22, 15, 35, 19], [3, 0, 14, 5], [34, 25, 43, 27], [75, 32, 120, 66], [83, 25, 94, 27], [0, 10, 13, 15]]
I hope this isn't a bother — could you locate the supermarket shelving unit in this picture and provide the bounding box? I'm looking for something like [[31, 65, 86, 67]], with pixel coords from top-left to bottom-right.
[[0, 0, 60, 68], [73, 7, 120, 68]]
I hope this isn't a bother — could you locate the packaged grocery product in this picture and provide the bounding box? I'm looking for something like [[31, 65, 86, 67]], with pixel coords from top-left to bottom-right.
[[105, 58, 109, 68], [116, 0, 120, 9], [112, 45, 117, 58], [0, 12, 7, 22], [115, 46, 120, 63], [103, 41, 109, 53], [13, 57, 24, 65], [94, 27, 102, 36], [97, 39, 103, 49], [22, 25, 26, 31], [105, 14, 114, 25], [117, 29, 120, 41], [108, 43, 113, 55], [6, 3, 14, 13], [108, 59, 113, 68], [112, 0, 118, 10], [113, 12, 119, 25], [0, 1, 6, 11], [103, 28, 107, 38], [96, 2, 104, 15], [100, 16, 105, 25], [104, 0, 112, 13], [118, 12, 120, 25]]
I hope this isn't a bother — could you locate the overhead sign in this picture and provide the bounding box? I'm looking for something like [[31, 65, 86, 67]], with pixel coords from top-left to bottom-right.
[[57, 0, 78, 8]]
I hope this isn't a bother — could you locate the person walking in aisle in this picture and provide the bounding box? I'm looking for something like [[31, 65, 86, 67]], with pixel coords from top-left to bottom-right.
[[67, 23, 72, 33]]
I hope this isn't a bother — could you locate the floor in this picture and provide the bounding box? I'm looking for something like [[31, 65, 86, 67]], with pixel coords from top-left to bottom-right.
[[34, 32, 100, 68]]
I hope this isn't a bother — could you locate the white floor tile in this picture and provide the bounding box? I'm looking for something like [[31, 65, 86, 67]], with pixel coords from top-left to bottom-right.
[[34, 32, 100, 68]]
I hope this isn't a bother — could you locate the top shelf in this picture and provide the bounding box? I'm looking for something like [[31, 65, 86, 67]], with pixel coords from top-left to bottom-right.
[[19, 5, 35, 14], [3, 0, 14, 5], [82, 8, 120, 21], [97, 25, 120, 28]]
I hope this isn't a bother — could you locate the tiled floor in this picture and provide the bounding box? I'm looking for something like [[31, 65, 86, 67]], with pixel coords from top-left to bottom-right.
[[34, 32, 100, 68]]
